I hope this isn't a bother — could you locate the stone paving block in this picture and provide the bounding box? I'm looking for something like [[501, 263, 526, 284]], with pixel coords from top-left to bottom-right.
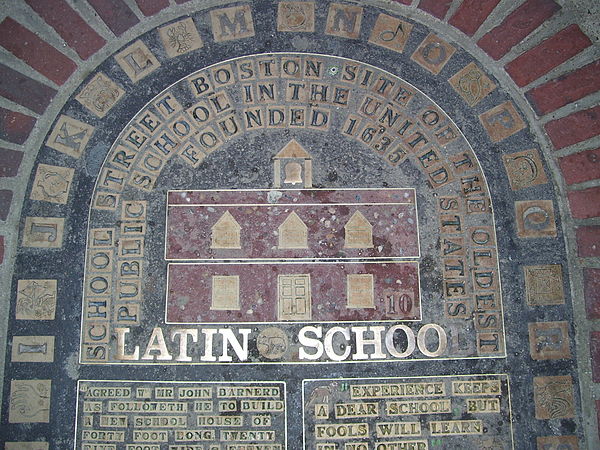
[[584, 268, 600, 320], [135, 0, 169, 17], [24, 0, 106, 60], [418, 0, 452, 19], [87, 0, 140, 37], [0, 17, 76, 85], [0, 107, 36, 144], [479, 101, 525, 143], [21, 217, 65, 249], [30, 164, 74, 204], [114, 40, 160, 82], [477, 0, 561, 60], [545, 105, 600, 150], [502, 148, 548, 190], [11, 336, 55, 363], [368, 13, 413, 53], [0, 147, 23, 177], [411, 32, 456, 74], [159, 17, 204, 57], [449, 62, 496, 106], [46, 115, 95, 159], [524, 264, 564, 306], [8, 379, 51, 423], [506, 24, 592, 88], [528, 321, 571, 360], [559, 147, 600, 185], [0, 189, 14, 221], [75, 73, 125, 118], [528, 59, 600, 115], [567, 186, 600, 219], [277, 2, 316, 33], [536, 436, 579, 449], [210, 5, 255, 42], [16, 279, 57, 320], [325, 3, 363, 39], [5, 444, 48, 450], [533, 375, 575, 420], [0, 63, 56, 114], [448, 0, 501, 37], [576, 226, 600, 258]]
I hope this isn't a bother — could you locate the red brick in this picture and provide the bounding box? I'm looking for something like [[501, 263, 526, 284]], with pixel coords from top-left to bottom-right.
[[592, 332, 600, 382], [585, 268, 600, 319], [477, 0, 561, 60], [527, 60, 600, 115], [418, 0, 452, 19], [0, 190, 12, 221], [0, 18, 77, 85], [559, 147, 600, 185], [87, 0, 139, 37], [545, 105, 600, 150], [24, 0, 106, 60], [0, 107, 36, 144], [0, 236, 4, 264], [568, 186, 600, 219], [576, 226, 600, 258], [0, 148, 24, 177], [0, 63, 56, 114], [506, 25, 592, 88], [135, 0, 169, 16], [449, 0, 501, 36]]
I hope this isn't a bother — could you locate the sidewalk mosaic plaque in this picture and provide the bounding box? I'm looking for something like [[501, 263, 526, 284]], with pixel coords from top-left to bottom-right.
[[80, 53, 505, 365], [303, 375, 513, 449], [2, 0, 585, 447]]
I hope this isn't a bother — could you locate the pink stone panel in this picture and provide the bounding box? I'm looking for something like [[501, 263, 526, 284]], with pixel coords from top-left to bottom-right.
[[166, 262, 420, 323]]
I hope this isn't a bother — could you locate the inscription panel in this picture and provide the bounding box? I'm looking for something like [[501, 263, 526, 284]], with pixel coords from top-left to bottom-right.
[[303, 375, 513, 449], [75, 381, 286, 449]]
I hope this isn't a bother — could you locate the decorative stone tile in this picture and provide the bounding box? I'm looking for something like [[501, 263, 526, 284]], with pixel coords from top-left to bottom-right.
[[528, 321, 570, 360], [30, 163, 74, 204], [448, 62, 496, 106], [159, 17, 203, 58], [502, 148, 548, 191], [11, 336, 55, 363], [277, 1, 315, 33], [16, 279, 57, 320], [5, 443, 49, 450], [533, 375, 574, 420], [8, 379, 51, 423], [45, 114, 94, 159], [411, 33, 456, 75], [368, 13, 413, 53], [523, 264, 565, 306], [21, 217, 65, 248], [75, 73, 125, 118], [115, 40, 160, 82], [210, 5, 255, 43], [536, 436, 579, 449], [515, 200, 557, 239], [479, 101, 526, 143], [325, 3, 363, 39]]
